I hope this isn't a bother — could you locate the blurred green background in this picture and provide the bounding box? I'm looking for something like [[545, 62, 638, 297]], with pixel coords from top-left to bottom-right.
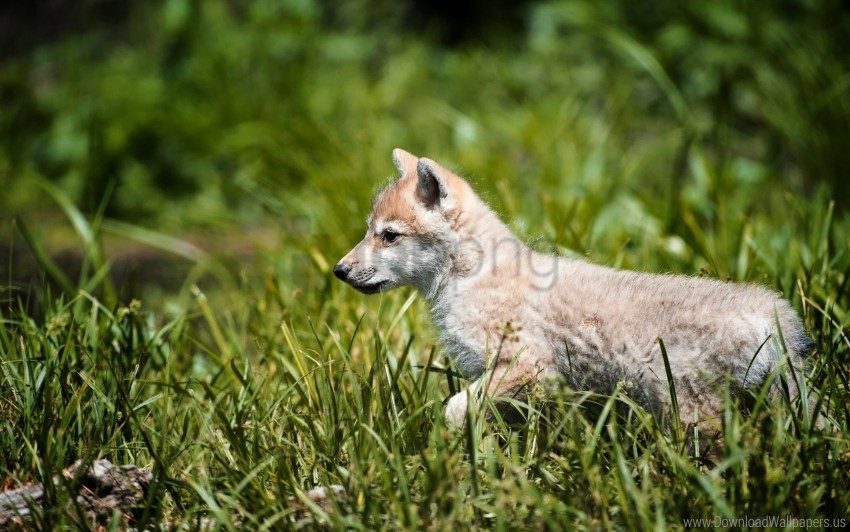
[[2, 0, 849, 302]]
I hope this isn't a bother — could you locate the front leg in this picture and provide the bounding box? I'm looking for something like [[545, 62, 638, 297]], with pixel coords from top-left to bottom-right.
[[445, 388, 470, 428], [444, 357, 553, 428]]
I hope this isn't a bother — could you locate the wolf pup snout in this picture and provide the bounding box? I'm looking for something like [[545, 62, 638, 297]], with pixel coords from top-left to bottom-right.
[[334, 148, 818, 439], [333, 261, 351, 281]]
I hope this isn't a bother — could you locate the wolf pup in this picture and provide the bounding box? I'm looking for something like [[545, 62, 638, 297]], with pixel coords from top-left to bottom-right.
[[334, 149, 816, 431]]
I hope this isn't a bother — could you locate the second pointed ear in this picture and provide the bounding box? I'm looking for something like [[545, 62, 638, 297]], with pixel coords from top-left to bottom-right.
[[392, 148, 419, 175], [416, 159, 447, 208]]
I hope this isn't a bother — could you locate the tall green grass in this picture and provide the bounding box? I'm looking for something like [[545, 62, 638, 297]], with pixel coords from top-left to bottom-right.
[[2, 163, 849, 528], [2, 0, 850, 528]]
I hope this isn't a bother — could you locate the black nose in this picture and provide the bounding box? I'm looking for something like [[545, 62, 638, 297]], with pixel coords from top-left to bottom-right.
[[333, 262, 351, 280]]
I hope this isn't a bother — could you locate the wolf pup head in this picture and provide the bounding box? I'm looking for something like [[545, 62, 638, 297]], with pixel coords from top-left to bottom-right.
[[333, 149, 472, 299]]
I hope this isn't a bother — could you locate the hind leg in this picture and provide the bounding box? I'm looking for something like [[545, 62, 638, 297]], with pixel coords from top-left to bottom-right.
[[675, 397, 726, 460], [786, 368, 824, 429]]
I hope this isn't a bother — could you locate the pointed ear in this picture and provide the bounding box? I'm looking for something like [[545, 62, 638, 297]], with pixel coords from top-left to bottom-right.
[[416, 159, 448, 208], [392, 148, 419, 176]]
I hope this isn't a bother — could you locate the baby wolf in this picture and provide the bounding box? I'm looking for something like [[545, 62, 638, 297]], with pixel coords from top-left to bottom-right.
[[334, 149, 816, 431]]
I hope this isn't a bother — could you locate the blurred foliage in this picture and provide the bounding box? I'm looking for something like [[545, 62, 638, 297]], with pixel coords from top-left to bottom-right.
[[0, 0, 848, 274]]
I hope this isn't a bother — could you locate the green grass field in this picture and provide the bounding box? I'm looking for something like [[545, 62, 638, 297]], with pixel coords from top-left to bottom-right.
[[2, 1, 849, 528]]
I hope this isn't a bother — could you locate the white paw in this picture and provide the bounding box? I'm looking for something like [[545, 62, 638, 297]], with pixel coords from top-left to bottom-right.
[[445, 391, 468, 428]]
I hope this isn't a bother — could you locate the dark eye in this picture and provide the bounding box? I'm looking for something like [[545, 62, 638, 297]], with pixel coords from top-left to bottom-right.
[[382, 230, 401, 244]]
